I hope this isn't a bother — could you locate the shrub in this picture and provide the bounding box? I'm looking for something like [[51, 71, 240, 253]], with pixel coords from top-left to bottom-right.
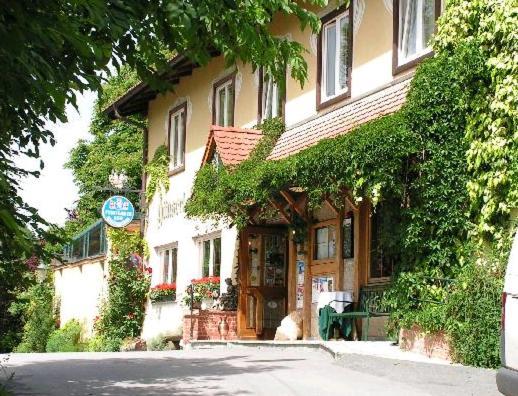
[[444, 256, 505, 368], [146, 335, 167, 351], [11, 278, 56, 353], [86, 335, 122, 352], [45, 320, 82, 352]]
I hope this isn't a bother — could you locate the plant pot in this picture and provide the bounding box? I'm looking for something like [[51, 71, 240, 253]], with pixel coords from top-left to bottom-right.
[[201, 298, 214, 310]]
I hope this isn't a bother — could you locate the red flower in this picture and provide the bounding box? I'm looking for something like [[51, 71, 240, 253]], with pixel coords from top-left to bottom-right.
[[151, 283, 176, 291], [145, 267, 153, 274], [191, 276, 220, 285]]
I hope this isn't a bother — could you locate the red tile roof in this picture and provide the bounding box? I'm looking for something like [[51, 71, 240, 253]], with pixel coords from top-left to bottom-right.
[[201, 126, 263, 167], [268, 77, 412, 160]]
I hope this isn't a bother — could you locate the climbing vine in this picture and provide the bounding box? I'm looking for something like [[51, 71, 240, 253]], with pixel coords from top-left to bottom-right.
[[144, 144, 170, 203], [90, 228, 150, 351], [186, 113, 416, 227]]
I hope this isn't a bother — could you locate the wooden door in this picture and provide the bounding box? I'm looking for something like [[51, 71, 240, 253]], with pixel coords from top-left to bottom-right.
[[238, 227, 288, 339]]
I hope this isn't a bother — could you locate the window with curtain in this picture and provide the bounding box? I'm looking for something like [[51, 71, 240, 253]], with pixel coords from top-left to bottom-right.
[[321, 9, 350, 102], [168, 104, 186, 170], [161, 246, 178, 284], [201, 236, 222, 277], [214, 78, 235, 127], [260, 70, 283, 120], [397, 0, 437, 66]]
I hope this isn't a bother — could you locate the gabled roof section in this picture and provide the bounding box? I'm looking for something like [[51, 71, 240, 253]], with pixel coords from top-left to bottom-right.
[[268, 76, 412, 160], [201, 126, 263, 167]]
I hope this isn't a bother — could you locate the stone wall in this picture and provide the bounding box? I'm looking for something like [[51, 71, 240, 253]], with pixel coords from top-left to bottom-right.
[[399, 327, 451, 361], [183, 310, 237, 343]]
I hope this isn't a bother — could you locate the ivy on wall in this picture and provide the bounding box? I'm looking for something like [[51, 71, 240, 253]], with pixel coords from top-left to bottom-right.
[[144, 144, 170, 203], [186, 114, 416, 227]]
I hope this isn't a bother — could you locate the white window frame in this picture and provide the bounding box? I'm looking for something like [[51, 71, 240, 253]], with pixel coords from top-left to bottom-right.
[[158, 244, 178, 286], [215, 79, 234, 127], [321, 10, 350, 103], [168, 105, 186, 171], [261, 71, 282, 121], [397, 0, 436, 66], [197, 233, 222, 278]]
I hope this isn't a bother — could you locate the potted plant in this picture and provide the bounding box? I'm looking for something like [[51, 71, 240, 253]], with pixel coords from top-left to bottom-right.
[[183, 276, 220, 309], [149, 283, 176, 303]]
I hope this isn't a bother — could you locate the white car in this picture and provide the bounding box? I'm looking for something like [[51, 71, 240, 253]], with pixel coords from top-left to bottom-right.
[[497, 230, 518, 395]]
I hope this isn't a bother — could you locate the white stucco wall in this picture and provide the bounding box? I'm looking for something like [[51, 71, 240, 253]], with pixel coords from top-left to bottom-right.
[[54, 258, 108, 339]]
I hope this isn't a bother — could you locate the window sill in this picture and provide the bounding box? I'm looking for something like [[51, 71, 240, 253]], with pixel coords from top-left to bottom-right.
[[367, 277, 392, 286], [317, 90, 351, 112], [168, 165, 185, 177], [393, 50, 434, 76]]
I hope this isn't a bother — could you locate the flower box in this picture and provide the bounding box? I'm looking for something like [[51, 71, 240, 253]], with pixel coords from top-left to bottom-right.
[[183, 276, 220, 308], [149, 283, 176, 303]]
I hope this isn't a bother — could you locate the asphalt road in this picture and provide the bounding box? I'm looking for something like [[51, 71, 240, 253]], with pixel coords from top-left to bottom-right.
[[3, 347, 499, 396]]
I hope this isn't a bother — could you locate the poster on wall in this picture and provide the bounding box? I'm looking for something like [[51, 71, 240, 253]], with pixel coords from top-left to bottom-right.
[[296, 260, 305, 309], [311, 276, 334, 303]]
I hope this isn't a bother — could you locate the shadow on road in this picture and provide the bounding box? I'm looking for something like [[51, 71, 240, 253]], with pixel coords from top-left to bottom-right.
[[7, 353, 292, 396]]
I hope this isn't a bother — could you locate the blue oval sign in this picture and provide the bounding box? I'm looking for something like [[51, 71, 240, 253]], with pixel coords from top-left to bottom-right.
[[101, 195, 135, 228]]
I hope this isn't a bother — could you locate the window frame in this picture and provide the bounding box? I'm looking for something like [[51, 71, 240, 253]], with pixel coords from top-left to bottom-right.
[[257, 67, 286, 122], [198, 233, 222, 278], [316, 3, 354, 111], [367, 207, 395, 284], [312, 220, 338, 264], [392, 0, 442, 75], [159, 245, 178, 286], [167, 102, 187, 176], [212, 73, 236, 127]]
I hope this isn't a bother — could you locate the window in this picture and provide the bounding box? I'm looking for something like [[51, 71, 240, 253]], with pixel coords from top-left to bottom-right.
[[259, 69, 283, 121], [317, 6, 352, 108], [161, 246, 178, 284], [213, 75, 235, 127], [369, 204, 399, 281], [200, 236, 222, 277], [394, 0, 440, 73], [168, 103, 186, 172], [314, 225, 336, 260]]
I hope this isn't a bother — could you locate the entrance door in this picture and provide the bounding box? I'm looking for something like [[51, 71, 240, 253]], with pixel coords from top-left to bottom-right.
[[239, 227, 288, 339]]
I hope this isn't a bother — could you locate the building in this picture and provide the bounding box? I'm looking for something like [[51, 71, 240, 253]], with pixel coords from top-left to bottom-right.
[[106, 0, 443, 340]]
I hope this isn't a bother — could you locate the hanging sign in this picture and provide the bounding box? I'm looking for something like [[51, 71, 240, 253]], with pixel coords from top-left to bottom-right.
[[101, 195, 135, 228]]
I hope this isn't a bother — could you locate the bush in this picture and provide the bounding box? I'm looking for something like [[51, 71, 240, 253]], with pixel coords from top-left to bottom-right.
[[86, 335, 122, 352], [444, 257, 504, 368], [146, 335, 167, 351], [45, 320, 82, 352], [11, 278, 56, 353]]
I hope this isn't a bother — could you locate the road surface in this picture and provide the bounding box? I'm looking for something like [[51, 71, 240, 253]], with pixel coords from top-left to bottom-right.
[[3, 347, 499, 396]]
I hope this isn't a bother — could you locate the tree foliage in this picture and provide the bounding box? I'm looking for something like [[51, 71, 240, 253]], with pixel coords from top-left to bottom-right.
[[0, 0, 324, 260]]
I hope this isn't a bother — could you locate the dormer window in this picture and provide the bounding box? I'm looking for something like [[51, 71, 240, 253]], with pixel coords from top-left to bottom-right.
[[317, 5, 353, 109], [168, 103, 187, 173], [213, 74, 235, 127], [393, 0, 441, 74]]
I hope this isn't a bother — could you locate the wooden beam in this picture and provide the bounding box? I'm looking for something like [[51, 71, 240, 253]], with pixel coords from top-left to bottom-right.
[[324, 196, 340, 216], [268, 198, 291, 224], [280, 190, 307, 221]]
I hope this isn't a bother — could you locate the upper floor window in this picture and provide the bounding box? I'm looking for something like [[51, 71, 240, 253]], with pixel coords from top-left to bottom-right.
[[168, 103, 187, 172], [259, 69, 284, 121], [394, 0, 441, 74], [200, 235, 222, 278], [317, 5, 352, 109], [161, 246, 178, 285], [213, 74, 235, 127]]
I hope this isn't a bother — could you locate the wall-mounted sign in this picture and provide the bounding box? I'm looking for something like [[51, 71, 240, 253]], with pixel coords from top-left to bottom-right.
[[101, 195, 135, 228]]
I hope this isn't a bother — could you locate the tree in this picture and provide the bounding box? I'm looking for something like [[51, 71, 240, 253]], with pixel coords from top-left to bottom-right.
[[0, 0, 324, 260]]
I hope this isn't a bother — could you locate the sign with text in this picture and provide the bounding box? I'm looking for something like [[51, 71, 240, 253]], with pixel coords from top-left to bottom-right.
[[102, 195, 135, 228]]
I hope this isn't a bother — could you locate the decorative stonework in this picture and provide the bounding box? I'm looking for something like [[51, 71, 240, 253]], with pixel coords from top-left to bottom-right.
[[383, 0, 393, 14], [354, 0, 366, 35]]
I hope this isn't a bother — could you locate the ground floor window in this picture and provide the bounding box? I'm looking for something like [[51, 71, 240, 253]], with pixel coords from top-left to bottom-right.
[[200, 235, 221, 278], [369, 203, 399, 281], [160, 246, 178, 284]]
